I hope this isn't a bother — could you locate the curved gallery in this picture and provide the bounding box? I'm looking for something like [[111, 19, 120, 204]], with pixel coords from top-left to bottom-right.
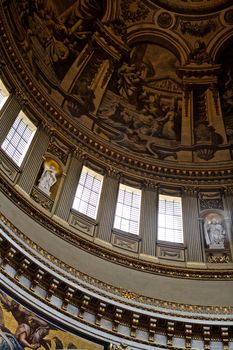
[[0, 0, 233, 349]]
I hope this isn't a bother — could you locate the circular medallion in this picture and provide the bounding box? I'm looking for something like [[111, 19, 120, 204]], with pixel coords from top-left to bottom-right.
[[224, 9, 233, 24], [157, 12, 173, 28]]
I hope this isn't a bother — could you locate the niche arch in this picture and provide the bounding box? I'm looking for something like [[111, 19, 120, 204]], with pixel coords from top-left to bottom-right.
[[126, 24, 190, 65]]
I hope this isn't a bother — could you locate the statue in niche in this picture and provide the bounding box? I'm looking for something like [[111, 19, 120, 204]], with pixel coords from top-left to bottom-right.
[[38, 162, 59, 196], [204, 217, 226, 249]]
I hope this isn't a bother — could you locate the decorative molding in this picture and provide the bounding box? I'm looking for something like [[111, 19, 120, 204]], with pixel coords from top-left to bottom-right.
[[0, 152, 19, 181], [157, 245, 185, 262], [112, 232, 140, 253], [31, 186, 54, 211], [207, 253, 230, 264], [157, 12, 173, 29], [121, 0, 149, 22], [180, 20, 216, 37], [69, 211, 96, 236], [2, 215, 233, 319], [47, 137, 70, 165], [224, 9, 233, 24]]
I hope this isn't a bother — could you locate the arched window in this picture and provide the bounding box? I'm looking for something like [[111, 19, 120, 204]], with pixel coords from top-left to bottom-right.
[[158, 194, 183, 243], [1, 111, 37, 166], [72, 166, 103, 219], [114, 184, 141, 235]]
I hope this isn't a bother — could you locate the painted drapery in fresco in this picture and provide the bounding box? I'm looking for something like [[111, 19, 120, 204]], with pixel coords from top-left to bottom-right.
[[0, 290, 105, 350]]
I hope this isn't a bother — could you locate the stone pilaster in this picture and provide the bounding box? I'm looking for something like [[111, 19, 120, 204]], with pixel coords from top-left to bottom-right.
[[96, 171, 120, 242], [17, 126, 50, 193], [181, 87, 193, 146], [0, 96, 21, 143], [55, 153, 83, 221], [223, 189, 233, 258], [140, 183, 158, 256], [182, 189, 204, 262]]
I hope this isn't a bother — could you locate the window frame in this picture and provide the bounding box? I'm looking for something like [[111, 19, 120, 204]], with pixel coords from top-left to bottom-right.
[[157, 194, 184, 244], [72, 166, 103, 220], [113, 183, 142, 236], [1, 111, 37, 167]]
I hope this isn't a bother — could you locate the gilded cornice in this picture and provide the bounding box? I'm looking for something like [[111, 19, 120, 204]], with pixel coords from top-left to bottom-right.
[[3, 270, 230, 349], [1, 216, 233, 320]]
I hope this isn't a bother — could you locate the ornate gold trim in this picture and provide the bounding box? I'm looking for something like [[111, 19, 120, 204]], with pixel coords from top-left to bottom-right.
[[1, 209, 233, 318]]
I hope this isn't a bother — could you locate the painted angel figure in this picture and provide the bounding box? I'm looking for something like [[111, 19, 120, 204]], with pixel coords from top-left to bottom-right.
[[0, 292, 49, 350]]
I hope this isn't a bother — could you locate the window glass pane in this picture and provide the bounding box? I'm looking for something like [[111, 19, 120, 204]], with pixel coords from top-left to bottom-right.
[[114, 184, 141, 235], [72, 166, 103, 219], [116, 203, 123, 217], [1, 111, 36, 166], [158, 194, 183, 243]]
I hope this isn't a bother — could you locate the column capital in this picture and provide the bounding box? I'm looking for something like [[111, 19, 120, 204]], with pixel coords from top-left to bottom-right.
[[106, 166, 121, 179], [182, 186, 199, 197], [142, 180, 159, 191]]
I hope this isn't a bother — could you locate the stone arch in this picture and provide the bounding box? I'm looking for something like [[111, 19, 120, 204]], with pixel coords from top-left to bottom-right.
[[208, 28, 233, 62], [126, 24, 190, 65], [102, 0, 121, 23]]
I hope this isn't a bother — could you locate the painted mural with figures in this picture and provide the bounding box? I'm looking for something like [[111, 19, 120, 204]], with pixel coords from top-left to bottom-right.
[[0, 290, 105, 350], [95, 43, 182, 156], [3, 0, 233, 162]]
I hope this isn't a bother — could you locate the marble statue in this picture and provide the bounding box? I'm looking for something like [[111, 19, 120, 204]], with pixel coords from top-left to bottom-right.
[[38, 165, 57, 196], [204, 217, 225, 249]]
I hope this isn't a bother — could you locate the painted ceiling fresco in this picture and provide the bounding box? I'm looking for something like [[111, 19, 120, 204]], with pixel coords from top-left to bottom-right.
[[95, 43, 182, 156], [218, 44, 233, 144], [3, 0, 233, 162], [0, 290, 105, 350]]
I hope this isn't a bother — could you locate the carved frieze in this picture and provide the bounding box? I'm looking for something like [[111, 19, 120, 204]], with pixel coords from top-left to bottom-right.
[[31, 186, 54, 211], [157, 245, 185, 261], [47, 138, 70, 165], [112, 231, 140, 253], [1, 214, 233, 324], [0, 153, 19, 182], [68, 211, 96, 236], [180, 20, 216, 37], [200, 198, 224, 210], [207, 253, 230, 263]]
